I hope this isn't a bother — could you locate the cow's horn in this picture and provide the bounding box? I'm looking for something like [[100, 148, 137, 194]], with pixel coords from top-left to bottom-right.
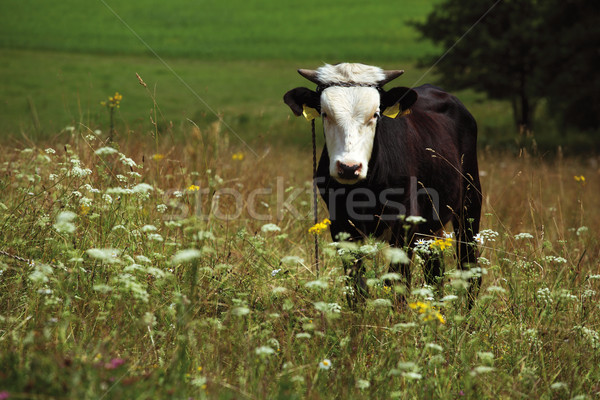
[[298, 69, 321, 85], [379, 70, 405, 86]]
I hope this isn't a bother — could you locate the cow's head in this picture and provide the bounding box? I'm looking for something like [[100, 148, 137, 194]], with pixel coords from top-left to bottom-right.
[[284, 63, 417, 184]]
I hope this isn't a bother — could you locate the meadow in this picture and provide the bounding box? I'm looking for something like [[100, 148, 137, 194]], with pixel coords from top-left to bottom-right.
[[0, 125, 599, 399], [1, 0, 600, 399]]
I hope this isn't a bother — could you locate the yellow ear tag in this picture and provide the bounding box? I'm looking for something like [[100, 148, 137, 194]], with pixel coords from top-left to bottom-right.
[[382, 103, 400, 118], [302, 105, 320, 121]]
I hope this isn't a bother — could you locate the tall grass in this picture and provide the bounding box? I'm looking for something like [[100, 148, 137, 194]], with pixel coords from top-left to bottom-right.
[[0, 118, 598, 398]]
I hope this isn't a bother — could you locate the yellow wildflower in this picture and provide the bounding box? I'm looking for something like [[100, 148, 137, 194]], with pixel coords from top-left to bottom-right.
[[430, 237, 453, 251], [101, 92, 123, 109], [409, 301, 445, 324], [188, 184, 200, 192], [152, 153, 165, 161], [80, 204, 90, 216], [232, 152, 244, 161], [308, 218, 331, 234], [409, 301, 430, 313], [574, 175, 586, 186]]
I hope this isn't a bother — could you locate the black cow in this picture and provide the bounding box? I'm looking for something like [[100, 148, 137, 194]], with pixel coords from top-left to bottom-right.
[[284, 63, 482, 307]]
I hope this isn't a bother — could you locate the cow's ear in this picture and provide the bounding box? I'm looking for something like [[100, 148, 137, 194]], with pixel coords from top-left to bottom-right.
[[283, 87, 320, 119], [381, 87, 418, 118]]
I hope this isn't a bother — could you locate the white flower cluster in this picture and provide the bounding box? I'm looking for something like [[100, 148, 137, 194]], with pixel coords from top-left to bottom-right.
[[514, 232, 534, 240]]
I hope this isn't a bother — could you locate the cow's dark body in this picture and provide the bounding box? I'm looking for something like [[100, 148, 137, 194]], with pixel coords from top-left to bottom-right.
[[316, 84, 482, 302]]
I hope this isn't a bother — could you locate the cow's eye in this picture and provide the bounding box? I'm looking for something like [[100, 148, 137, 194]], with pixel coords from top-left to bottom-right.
[[321, 112, 328, 119], [373, 112, 380, 119]]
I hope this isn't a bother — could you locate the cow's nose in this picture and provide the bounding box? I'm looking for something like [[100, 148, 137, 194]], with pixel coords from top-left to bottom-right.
[[337, 161, 362, 180]]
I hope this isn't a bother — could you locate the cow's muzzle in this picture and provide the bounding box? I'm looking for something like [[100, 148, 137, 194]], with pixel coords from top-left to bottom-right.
[[336, 161, 363, 180]]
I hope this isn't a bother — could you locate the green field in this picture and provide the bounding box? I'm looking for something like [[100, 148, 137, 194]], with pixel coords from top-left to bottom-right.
[[0, 0, 529, 149]]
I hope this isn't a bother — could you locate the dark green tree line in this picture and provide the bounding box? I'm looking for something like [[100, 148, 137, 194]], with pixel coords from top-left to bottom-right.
[[414, 0, 600, 132]]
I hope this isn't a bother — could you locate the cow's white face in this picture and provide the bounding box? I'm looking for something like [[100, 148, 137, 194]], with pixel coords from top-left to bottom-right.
[[321, 86, 380, 184]]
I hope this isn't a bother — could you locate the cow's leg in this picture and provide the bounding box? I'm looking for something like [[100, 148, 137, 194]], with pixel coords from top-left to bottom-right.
[[423, 251, 444, 294], [454, 171, 483, 307], [344, 257, 367, 310]]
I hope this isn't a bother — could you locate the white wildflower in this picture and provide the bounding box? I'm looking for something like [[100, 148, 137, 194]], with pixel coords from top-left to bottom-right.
[[94, 147, 119, 156], [141, 224, 157, 232], [514, 232, 534, 240], [319, 359, 332, 370], [478, 229, 499, 242], [536, 287, 553, 304], [119, 155, 137, 168], [232, 307, 251, 316], [470, 366, 495, 376], [402, 372, 422, 380], [261, 223, 281, 233], [559, 289, 577, 302], [102, 194, 113, 204], [355, 379, 370, 390], [441, 294, 459, 303], [281, 256, 304, 265], [271, 268, 282, 277], [132, 183, 154, 194], [473, 233, 484, 245], [106, 187, 133, 195], [426, 343, 444, 352], [486, 285, 506, 293], [414, 239, 433, 254], [576, 226, 588, 236], [135, 255, 152, 264], [371, 298, 392, 308], [53, 211, 77, 234], [296, 332, 311, 339], [171, 249, 202, 264], [79, 197, 93, 207], [305, 280, 328, 290], [359, 244, 378, 255], [45, 148, 56, 154], [156, 204, 167, 213], [86, 248, 121, 263], [384, 247, 410, 264], [477, 352, 495, 364], [412, 286, 434, 299], [29, 263, 53, 284], [545, 256, 567, 264], [550, 382, 568, 391], [314, 302, 342, 313], [198, 231, 215, 241], [147, 233, 163, 242], [381, 272, 402, 281], [405, 215, 426, 224], [255, 346, 275, 356]]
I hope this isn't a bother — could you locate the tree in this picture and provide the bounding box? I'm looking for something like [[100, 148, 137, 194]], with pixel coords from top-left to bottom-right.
[[537, 0, 600, 131], [414, 0, 600, 132]]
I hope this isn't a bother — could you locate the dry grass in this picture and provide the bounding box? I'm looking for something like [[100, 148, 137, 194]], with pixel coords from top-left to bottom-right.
[[0, 125, 599, 399]]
